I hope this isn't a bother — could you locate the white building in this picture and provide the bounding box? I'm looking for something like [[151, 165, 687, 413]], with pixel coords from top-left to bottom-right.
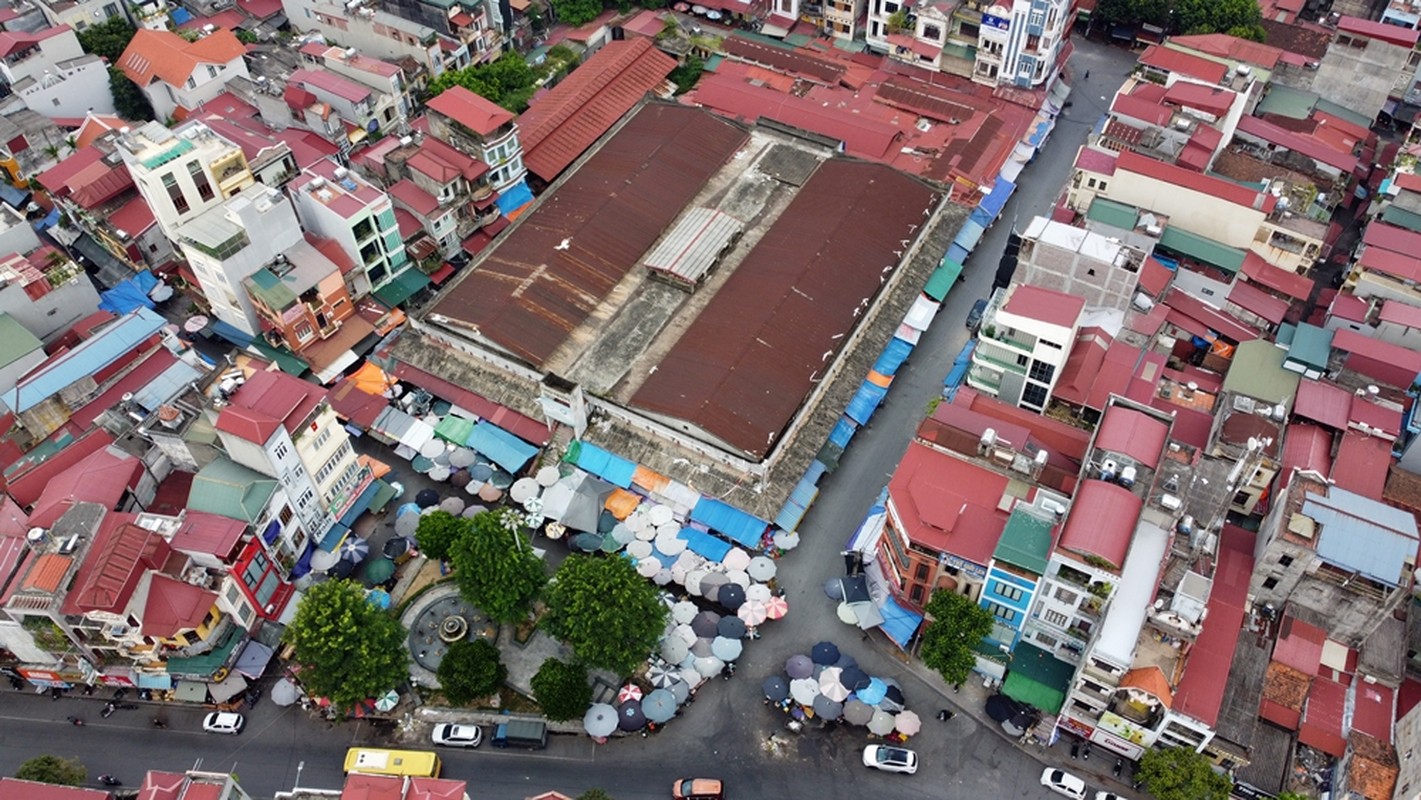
[[288, 158, 408, 300], [425, 85, 525, 192], [118, 120, 256, 245], [175, 182, 303, 337], [298, 43, 412, 128], [281, 0, 464, 78], [974, 0, 1071, 88], [0, 25, 114, 119], [32, 0, 124, 32], [116, 29, 250, 122], [967, 282, 1085, 412]]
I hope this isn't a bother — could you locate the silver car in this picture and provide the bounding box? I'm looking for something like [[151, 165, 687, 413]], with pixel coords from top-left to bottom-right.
[[862, 745, 918, 774], [432, 723, 482, 748]]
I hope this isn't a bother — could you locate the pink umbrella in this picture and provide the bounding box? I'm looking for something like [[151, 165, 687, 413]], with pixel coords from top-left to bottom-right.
[[617, 684, 643, 704], [765, 595, 789, 620], [738, 601, 768, 626]]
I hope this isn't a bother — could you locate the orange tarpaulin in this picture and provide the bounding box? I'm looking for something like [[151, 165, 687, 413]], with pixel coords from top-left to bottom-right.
[[359, 454, 391, 479], [605, 488, 641, 520], [349, 361, 393, 395], [866, 370, 893, 388], [633, 465, 669, 493]]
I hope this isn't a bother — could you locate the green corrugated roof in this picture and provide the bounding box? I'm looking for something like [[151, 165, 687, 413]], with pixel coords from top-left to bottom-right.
[[924, 259, 964, 301], [993, 509, 1053, 575], [1222, 339, 1300, 404], [1286, 322, 1334, 371], [1002, 642, 1073, 714], [1253, 84, 1318, 120], [250, 340, 308, 376], [1157, 227, 1247, 273], [188, 458, 278, 523], [1085, 197, 1139, 231], [372, 267, 431, 309], [1382, 205, 1421, 233], [244, 267, 297, 311], [165, 625, 244, 679], [0, 313, 41, 368], [1315, 98, 1371, 130]]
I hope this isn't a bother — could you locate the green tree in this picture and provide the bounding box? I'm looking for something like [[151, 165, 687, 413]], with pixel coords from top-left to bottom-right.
[[109, 68, 155, 122], [577, 791, 617, 800], [436, 638, 507, 705], [449, 510, 547, 623], [282, 579, 410, 711], [543, 554, 666, 675], [1094, 0, 1170, 30], [668, 56, 704, 95], [1174, 0, 1262, 39], [14, 755, 85, 786], [1137, 747, 1232, 800], [549, 0, 602, 27], [530, 658, 592, 721], [1275, 793, 1309, 800], [917, 590, 995, 687], [416, 510, 470, 562], [77, 16, 137, 62]]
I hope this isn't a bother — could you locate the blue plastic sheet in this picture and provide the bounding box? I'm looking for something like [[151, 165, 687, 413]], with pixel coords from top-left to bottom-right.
[[1028, 118, 1054, 147], [466, 421, 539, 474], [953, 219, 986, 254], [289, 540, 315, 579], [879, 594, 924, 650], [873, 336, 913, 377], [261, 519, 282, 545], [690, 497, 769, 549], [98, 270, 159, 315], [844, 380, 888, 425], [338, 480, 382, 528], [947, 243, 971, 265], [943, 340, 976, 394], [828, 417, 857, 449], [978, 178, 1016, 221], [33, 207, 59, 231], [677, 526, 732, 561], [495, 180, 534, 215], [568, 440, 636, 488]]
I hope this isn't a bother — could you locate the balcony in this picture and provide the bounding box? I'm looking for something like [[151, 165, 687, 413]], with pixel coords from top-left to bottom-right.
[[979, 324, 1036, 353], [971, 345, 1025, 374]]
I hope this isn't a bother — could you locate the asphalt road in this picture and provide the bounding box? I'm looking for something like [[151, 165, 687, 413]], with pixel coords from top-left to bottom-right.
[[0, 38, 1141, 800]]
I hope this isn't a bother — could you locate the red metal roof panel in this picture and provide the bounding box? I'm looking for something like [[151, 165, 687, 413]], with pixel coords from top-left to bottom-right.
[[1116, 150, 1276, 214], [1293, 379, 1352, 430], [1350, 394, 1401, 437], [1163, 290, 1261, 342], [1281, 422, 1334, 483], [1331, 431, 1392, 499], [1334, 328, 1421, 384], [28, 448, 141, 529], [1379, 299, 1421, 329], [1003, 284, 1085, 329], [1235, 115, 1360, 173], [1137, 44, 1229, 83], [1337, 15, 1419, 47], [1353, 682, 1396, 744], [1073, 146, 1117, 176], [886, 441, 1011, 565], [388, 359, 549, 445], [1300, 677, 1349, 756], [1163, 82, 1234, 117], [1227, 278, 1290, 324], [1093, 403, 1169, 469], [1241, 252, 1312, 300], [1172, 524, 1255, 726], [426, 85, 515, 137], [1058, 479, 1141, 570]]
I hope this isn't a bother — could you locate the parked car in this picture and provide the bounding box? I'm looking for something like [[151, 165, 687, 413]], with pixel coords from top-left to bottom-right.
[[862, 745, 918, 774], [1040, 768, 1087, 799], [966, 298, 988, 331], [671, 778, 723, 799], [202, 712, 244, 735], [431, 723, 482, 748], [1094, 792, 1124, 800]]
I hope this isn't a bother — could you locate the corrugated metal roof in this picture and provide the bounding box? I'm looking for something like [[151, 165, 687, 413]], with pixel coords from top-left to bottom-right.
[[992, 507, 1053, 575], [1057, 478, 1142, 571], [722, 35, 845, 84], [1330, 431, 1390, 500], [1093, 403, 1169, 469], [643, 207, 742, 287], [1293, 379, 1351, 429], [429, 104, 750, 367], [1305, 486, 1418, 586], [629, 159, 941, 459], [187, 457, 278, 523], [2, 308, 166, 413]]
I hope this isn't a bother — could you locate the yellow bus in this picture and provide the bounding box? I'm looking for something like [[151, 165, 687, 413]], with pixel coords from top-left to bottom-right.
[[343, 748, 441, 778]]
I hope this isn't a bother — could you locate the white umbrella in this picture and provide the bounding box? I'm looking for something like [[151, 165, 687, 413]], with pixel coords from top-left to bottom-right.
[[679, 667, 704, 689], [439, 497, 465, 515], [428, 465, 451, 482], [626, 540, 653, 559], [711, 636, 743, 661], [746, 583, 772, 603], [722, 548, 751, 571], [672, 601, 698, 625], [535, 465, 560, 486], [655, 531, 687, 556], [676, 551, 703, 570], [726, 569, 751, 588], [510, 477, 540, 503], [660, 637, 690, 664], [655, 521, 680, 541], [653, 568, 673, 585], [693, 656, 725, 678], [624, 513, 647, 533], [449, 448, 477, 468], [635, 524, 656, 542], [895, 710, 922, 736], [773, 530, 800, 550], [685, 570, 709, 596], [819, 669, 850, 702], [868, 709, 896, 735], [668, 679, 691, 704], [584, 703, 618, 738], [671, 624, 698, 646], [789, 677, 820, 706], [419, 439, 445, 459], [738, 601, 768, 626], [648, 505, 674, 526], [271, 677, 302, 706], [636, 558, 661, 578], [310, 547, 340, 573], [611, 523, 635, 545], [748, 556, 777, 581]]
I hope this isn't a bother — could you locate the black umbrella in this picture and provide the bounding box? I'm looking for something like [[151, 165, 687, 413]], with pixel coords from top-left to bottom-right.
[[839, 667, 870, 692], [718, 583, 746, 611], [570, 532, 603, 553], [834, 653, 859, 671], [329, 559, 356, 579], [985, 693, 1025, 723], [690, 611, 720, 639], [415, 489, 439, 508], [840, 575, 871, 604], [811, 641, 840, 666], [762, 675, 789, 703], [383, 537, 410, 559], [883, 684, 906, 708], [717, 615, 747, 640], [617, 700, 646, 732]]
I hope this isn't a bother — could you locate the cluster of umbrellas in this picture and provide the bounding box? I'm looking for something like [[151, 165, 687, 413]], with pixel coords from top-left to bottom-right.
[[658, 603, 753, 674], [401, 435, 518, 504], [762, 643, 920, 738], [583, 670, 705, 739]]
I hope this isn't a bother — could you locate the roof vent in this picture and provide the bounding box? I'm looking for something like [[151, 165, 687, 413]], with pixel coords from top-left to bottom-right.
[[309, 176, 326, 190], [400, 135, 413, 146]]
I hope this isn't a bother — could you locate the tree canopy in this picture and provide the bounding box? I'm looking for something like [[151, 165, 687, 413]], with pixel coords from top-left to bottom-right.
[[282, 579, 410, 711], [543, 554, 666, 676], [425, 47, 578, 113], [15, 755, 85, 786], [530, 658, 592, 721], [437, 638, 507, 705], [1094, 0, 1263, 41], [918, 590, 995, 687], [1137, 746, 1232, 800], [550, 0, 602, 27], [449, 510, 547, 624], [110, 67, 155, 122], [77, 17, 136, 62], [416, 510, 468, 562], [577, 791, 617, 800]]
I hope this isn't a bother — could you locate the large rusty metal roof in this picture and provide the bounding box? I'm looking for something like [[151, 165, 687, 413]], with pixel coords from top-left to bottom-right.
[[429, 104, 749, 367], [630, 159, 941, 459]]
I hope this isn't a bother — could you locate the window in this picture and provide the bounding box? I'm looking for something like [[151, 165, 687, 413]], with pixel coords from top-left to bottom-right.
[[273, 442, 289, 460], [915, 563, 929, 581], [1021, 383, 1049, 409], [1262, 576, 1279, 590], [985, 602, 1017, 622], [207, 65, 218, 79], [312, 428, 332, 450], [188, 161, 214, 202], [1279, 555, 1293, 568], [1016, 354, 1029, 367], [297, 488, 314, 509], [909, 584, 924, 603], [278, 505, 293, 525], [1043, 609, 1069, 627], [1054, 586, 1078, 604], [1034, 632, 1058, 649], [1028, 361, 1055, 383], [295, 322, 313, 342], [162, 172, 189, 214], [994, 581, 1024, 601]]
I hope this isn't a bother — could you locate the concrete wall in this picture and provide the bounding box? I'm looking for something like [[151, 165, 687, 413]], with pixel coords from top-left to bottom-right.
[[0, 275, 101, 343], [1019, 240, 1138, 313], [1107, 170, 1265, 249]]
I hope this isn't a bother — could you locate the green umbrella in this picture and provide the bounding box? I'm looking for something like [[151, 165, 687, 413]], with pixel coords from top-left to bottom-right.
[[362, 557, 396, 586]]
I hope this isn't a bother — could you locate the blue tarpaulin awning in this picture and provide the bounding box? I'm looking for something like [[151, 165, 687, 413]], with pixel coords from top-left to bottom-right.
[[953, 219, 986, 254], [947, 243, 970, 265], [33, 207, 59, 231], [318, 521, 349, 552], [873, 337, 913, 377], [567, 440, 636, 488], [290, 540, 316, 578], [137, 673, 173, 690], [466, 421, 539, 474], [677, 527, 733, 561], [828, 417, 857, 448], [943, 340, 976, 397], [169, 6, 192, 23], [690, 497, 769, 549], [99, 270, 159, 315], [338, 480, 382, 528], [969, 206, 994, 229], [978, 178, 1016, 220], [1028, 118, 1054, 147], [845, 380, 889, 425], [261, 519, 281, 545], [208, 319, 254, 347], [494, 180, 534, 215], [879, 594, 924, 650]]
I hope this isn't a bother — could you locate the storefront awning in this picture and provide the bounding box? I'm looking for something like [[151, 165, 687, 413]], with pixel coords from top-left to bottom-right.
[[208, 671, 248, 704], [233, 640, 275, 680], [137, 673, 173, 690], [338, 479, 383, 528], [174, 680, 208, 703], [372, 268, 431, 309]]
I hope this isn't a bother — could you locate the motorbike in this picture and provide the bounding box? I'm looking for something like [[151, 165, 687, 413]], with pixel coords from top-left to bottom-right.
[[116, 702, 139, 710], [152, 718, 167, 729], [1113, 758, 1124, 778], [936, 709, 955, 721], [97, 775, 121, 787], [66, 716, 84, 726], [100, 703, 116, 719], [1069, 740, 1080, 759], [1081, 742, 1091, 761]]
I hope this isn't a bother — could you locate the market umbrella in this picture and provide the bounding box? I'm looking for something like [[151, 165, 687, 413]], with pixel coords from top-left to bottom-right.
[[857, 677, 888, 706], [747, 556, 777, 582], [895, 710, 922, 736], [678, 667, 705, 690], [428, 465, 451, 482], [510, 477, 540, 503], [470, 463, 494, 482], [636, 558, 661, 578], [690, 638, 713, 658], [746, 583, 772, 604], [382, 536, 410, 559], [867, 709, 896, 735], [271, 677, 301, 707], [725, 569, 751, 589], [339, 536, 370, 563], [490, 469, 514, 489], [660, 637, 690, 664], [432, 448, 452, 466], [722, 548, 751, 571], [419, 439, 445, 459], [536, 465, 560, 486], [668, 679, 691, 704], [570, 533, 603, 553], [412, 456, 435, 473], [450, 470, 471, 488], [690, 610, 721, 638], [684, 569, 708, 595], [584, 703, 618, 738], [478, 484, 503, 502], [717, 583, 746, 611], [366, 588, 392, 609], [717, 616, 746, 639], [374, 689, 400, 712], [700, 572, 729, 599], [762, 676, 789, 703], [449, 448, 476, 468], [789, 677, 820, 706], [711, 636, 742, 661], [617, 700, 646, 732], [813, 694, 844, 720], [839, 667, 871, 692], [819, 668, 850, 702], [415, 489, 439, 508], [329, 559, 355, 578], [881, 684, 907, 713], [843, 698, 874, 726], [785, 654, 814, 679], [654, 531, 687, 556], [765, 595, 789, 620], [773, 530, 800, 550], [824, 578, 844, 600], [617, 684, 643, 704], [642, 688, 677, 723], [462, 505, 487, 519], [439, 496, 465, 515], [834, 653, 859, 671], [627, 540, 653, 559], [693, 656, 724, 678], [611, 524, 635, 546], [670, 601, 697, 625], [647, 662, 678, 689], [671, 624, 698, 646], [648, 505, 674, 526], [811, 641, 840, 666], [310, 547, 341, 573], [361, 557, 396, 585], [738, 601, 768, 626]]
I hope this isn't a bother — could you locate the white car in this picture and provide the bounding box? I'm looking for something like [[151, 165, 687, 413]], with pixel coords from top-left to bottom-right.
[[862, 745, 918, 774], [1095, 793, 1124, 800], [432, 723, 482, 748], [202, 712, 245, 735], [1040, 768, 1087, 799]]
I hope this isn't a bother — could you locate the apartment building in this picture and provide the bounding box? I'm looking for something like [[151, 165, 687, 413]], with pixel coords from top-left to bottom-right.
[[425, 85, 525, 191], [972, 0, 1071, 88], [281, 0, 465, 77], [967, 283, 1084, 413], [118, 121, 256, 244], [0, 25, 114, 119]]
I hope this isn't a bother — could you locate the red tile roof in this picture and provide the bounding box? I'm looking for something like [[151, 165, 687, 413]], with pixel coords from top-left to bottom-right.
[[427, 85, 515, 137], [1300, 677, 1350, 756], [407, 777, 470, 800], [1168, 33, 1284, 69], [887, 441, 1012, 564], [630, 159, 941, 458], [1227, 278, 1290, 325], [1281, 422, 1333, 480], [1137, 44, 1229, 83], [1293, 379, 1351, 430], [1058, 479, 1142, 570], [340, 774, 405, 800], [1235, 115, 1360, 173], [1094, 403, 1169, 469], [1241, 252, 1312, 300], [62, 518, 172, 615], [118, 28, 246, 88], [28, 447, 141, 529], [1002, 284, 1084, 329], [1116, 150, 1277, 214], [518, 39, 676, 182], [1332, 432, 1392, 500], [142, 573, 217, 637], [1172, 523, 1255, 726], [1337, 15, 1419, 48], [1163, 82, 1234, 118]]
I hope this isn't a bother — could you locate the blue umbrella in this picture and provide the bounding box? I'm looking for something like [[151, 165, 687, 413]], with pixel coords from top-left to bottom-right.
[[642, 688, 676, 723], [617, 700, 646, 732], [762, 675, 789, 703], [839, 667, 870, 691], [397, 503, 422, 518], [338, 536, 370, 563], [856, 677, 888, 706], [811, 641, 840, 665], [366, 588, 391, 609]]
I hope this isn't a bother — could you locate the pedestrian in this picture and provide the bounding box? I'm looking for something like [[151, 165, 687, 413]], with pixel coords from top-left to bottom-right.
[[1084, 70, 1090, 80]]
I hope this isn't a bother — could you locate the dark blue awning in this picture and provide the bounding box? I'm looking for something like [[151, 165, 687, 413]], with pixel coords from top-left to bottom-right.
[[261, 519, 281, 545], [338, 480, 382, 528]]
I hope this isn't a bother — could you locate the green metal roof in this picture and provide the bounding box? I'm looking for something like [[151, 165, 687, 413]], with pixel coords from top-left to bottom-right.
[[0, 313, 41, 368], [1222, 339, 1301, 404], [188, 458, 278, 523], [1315, 98, 1371, 130], [250, 340, 309, 376], [1002, 642, 1074, 714], [924, 259, 964, 302], [1382, 205, 1421, 233], [244, 267, 297, 311], [993, 509, 1054, 575], [165, 625, 244, 680], [1253, 84, 1318, 120], [1157, 226, 1247, 273], [1286, 322, 1334, 371], [371, 266, 431, 309], [1085, 197, 1139, 231]]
